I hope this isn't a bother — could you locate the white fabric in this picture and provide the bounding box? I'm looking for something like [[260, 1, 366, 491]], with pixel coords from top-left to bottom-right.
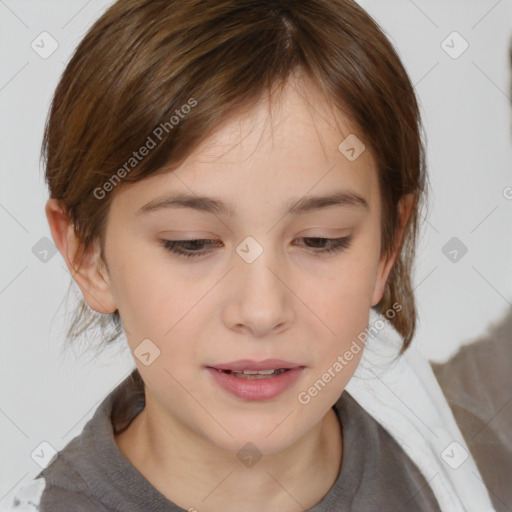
[[3, 477, 45, 511], [345, 308, 496, 512]]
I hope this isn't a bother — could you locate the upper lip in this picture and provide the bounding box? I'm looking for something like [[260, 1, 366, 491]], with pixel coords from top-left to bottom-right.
[[208, 359, 303, 371]]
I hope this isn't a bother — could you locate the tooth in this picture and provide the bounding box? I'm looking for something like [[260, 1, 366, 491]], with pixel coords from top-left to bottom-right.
[[230, 369, 280, 375], [240, 373, 273, 379]]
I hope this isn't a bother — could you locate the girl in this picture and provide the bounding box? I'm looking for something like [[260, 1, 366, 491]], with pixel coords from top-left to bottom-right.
[[7, 0, 510, 510]]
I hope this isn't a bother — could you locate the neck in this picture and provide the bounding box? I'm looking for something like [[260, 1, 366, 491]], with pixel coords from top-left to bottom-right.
[[115, 395, 343, 512]]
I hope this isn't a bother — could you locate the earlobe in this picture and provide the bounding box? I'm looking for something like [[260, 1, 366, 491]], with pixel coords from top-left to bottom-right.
[[45, 198, 117, 314]]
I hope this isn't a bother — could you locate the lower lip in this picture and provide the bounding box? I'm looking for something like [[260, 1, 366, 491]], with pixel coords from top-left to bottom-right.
[[206, 367, 304, 401]]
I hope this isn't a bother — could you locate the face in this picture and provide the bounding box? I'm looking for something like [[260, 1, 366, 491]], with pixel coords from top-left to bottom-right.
[[93, 75, 395, 455]]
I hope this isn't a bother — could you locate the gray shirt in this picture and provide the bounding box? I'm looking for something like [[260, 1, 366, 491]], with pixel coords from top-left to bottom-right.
[[9, 313, 512, 511]]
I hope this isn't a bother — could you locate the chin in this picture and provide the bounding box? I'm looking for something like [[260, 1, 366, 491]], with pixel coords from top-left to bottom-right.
[[203, 412, 312, 457]]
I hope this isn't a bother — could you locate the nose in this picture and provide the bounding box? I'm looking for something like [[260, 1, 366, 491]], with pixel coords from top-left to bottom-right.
[[222, 243, 295, 339]]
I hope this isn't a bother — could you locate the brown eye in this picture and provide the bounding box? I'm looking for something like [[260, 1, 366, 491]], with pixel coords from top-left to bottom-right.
[[161, 239, 221, 258], [296, 237, 352, 253]]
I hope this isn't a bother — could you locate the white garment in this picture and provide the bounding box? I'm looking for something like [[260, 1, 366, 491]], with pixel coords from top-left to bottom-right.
[[1, 477, 45, 511], [345, 308, 496, 512]]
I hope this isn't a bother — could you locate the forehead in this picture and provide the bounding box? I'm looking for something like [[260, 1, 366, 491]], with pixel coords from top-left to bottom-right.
[[187, 74, 374, 171], [113, 73, 381, 218]]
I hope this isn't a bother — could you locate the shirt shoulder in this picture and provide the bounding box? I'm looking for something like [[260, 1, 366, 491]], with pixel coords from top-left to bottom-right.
[[5, 370, 181, 512], [4, 370, 146, 512]]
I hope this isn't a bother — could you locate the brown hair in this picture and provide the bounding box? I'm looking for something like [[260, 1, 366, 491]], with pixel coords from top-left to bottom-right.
[[43, 0, 428, 356]]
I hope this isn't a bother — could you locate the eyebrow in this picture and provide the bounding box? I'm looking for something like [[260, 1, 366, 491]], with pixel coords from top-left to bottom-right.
[[135, 190, 369, 217]]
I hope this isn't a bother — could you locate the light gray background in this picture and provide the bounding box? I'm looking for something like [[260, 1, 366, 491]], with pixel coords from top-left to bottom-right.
[[1, 0, 512, 505]]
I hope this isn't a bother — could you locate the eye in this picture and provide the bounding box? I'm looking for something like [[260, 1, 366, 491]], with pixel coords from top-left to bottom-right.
[[160, 236, 352, 259], [294, 236, 352, 254], [160, 239, 221, 258]]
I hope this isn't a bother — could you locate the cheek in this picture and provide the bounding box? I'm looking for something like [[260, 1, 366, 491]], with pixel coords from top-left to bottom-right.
[[105, 237, 180, 337], [108, 244, 222, 370], [307, 249, 380, 329], [300, 233, 380, 373]]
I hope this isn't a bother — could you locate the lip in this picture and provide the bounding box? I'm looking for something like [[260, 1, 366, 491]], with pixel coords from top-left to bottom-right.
[[209, 359, 301, 372], [206, 364, 305, 401]]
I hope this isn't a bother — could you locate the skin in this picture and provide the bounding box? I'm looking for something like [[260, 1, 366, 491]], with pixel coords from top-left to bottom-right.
[[46, 72, 412, 511]]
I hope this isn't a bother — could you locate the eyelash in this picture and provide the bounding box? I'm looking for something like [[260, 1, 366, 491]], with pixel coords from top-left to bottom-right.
[[160, 236, 352, 259]]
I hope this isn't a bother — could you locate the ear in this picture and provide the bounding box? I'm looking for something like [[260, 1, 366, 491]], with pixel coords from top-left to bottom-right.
[[45, 198, 117, 314], [371, 193, 416, 307]]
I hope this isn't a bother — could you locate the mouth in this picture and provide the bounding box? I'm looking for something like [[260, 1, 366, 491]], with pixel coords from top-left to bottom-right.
[[206, 359, 305, 400]]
